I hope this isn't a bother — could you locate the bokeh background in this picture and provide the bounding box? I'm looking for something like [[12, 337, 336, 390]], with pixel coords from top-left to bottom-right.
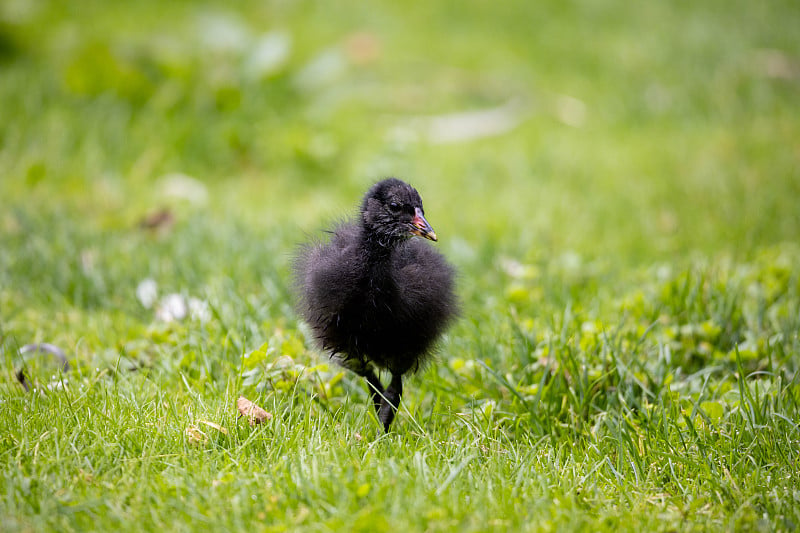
[[3, 0, 798, 261]]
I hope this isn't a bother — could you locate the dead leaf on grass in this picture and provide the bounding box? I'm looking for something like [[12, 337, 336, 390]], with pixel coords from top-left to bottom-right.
[[138, 208, 175, 231], [237, 396, 272, 426]]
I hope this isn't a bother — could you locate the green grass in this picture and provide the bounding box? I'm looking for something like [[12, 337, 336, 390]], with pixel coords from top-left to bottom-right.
[[2, 0, 799, 531]]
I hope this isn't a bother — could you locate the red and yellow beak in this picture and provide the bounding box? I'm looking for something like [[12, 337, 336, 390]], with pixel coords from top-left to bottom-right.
[[410, 207, 438, 241]]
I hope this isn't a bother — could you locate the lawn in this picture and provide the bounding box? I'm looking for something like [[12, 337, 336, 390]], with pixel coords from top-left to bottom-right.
[[1, 0, 799, 531]]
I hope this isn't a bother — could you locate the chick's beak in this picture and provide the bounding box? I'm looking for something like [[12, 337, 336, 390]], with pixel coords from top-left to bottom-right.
[[410, 207, 437, 241]]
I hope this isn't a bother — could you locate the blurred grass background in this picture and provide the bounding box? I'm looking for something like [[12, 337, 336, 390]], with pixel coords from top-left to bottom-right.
[[2, 0, 798, 260]]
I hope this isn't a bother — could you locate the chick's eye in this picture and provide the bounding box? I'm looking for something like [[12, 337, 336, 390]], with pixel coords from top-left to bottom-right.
[[388, 202, 401, 213]]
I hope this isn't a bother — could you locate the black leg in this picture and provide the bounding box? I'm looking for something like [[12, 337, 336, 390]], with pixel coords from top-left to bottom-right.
[[378, 373, 403, 432], [364, 370, 385, 416]]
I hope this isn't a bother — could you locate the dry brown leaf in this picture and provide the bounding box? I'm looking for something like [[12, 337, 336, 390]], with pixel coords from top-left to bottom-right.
[[138, 208, 175, 231], [237, 396, 272, 426]]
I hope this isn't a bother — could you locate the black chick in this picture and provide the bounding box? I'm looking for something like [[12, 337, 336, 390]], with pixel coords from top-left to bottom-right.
[[294, 178, 457, 432]]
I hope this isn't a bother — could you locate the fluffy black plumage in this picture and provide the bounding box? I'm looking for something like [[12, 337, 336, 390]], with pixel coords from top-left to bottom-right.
[[294, 178, 457, 431]]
